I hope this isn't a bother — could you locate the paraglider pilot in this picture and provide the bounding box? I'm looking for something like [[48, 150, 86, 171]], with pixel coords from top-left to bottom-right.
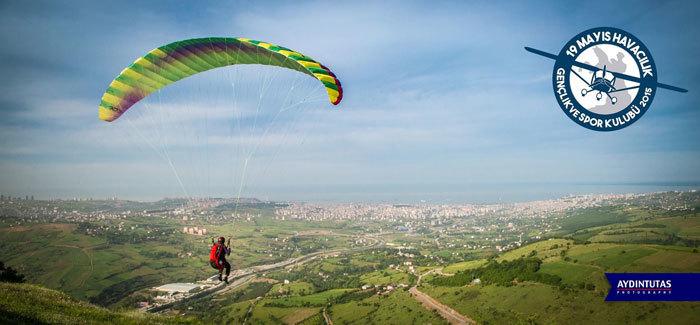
[[210, 236, 231, 283]]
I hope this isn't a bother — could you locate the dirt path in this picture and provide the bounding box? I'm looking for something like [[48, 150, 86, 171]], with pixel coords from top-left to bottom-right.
[[322, 307, 333, 325], [409, 287, 475, 325], [410, 269, 476, 325], [242, 297, 262, 325]]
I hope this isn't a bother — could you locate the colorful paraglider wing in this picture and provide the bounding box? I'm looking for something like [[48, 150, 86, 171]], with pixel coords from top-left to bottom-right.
[[98, 37, 342, 122]]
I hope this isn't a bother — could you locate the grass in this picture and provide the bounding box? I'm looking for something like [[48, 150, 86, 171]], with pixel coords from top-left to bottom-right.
[[538, 261, 598, 285], [422, 282, 700, 325], [555, 207, 632, 235], [232, 285, 445, 324], [360, 268, 411, 286], [263, 288, 354, 307], [567, 212, 700, 245], [424, 234, 700, 324], [655, 216, 700, 240], [298, 312, 324, 325], [281, 308, 320, 324], [329, 289, 448, 325], [442, 259, 487, 274], [200, 282, 326, 324], [636, 249, 700, 271], [0, 282, 196, 324], [250, 305, 318, 324], [326, 299, 375, 323], [205, 300, 252, 324], [271, 281, 315, 296], [567, 244, 656, 271], [496, 238, 572, 261], [588, 230, 669, 243]]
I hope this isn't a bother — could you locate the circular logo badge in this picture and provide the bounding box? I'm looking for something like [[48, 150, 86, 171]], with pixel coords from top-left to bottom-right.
[[552, 27, 657, 131]]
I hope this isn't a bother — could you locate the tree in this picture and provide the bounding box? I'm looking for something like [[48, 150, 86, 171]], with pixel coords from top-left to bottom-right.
[[0, 261, 25, 283]]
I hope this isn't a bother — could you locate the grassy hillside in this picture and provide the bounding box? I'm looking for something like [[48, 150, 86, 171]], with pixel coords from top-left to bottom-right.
[[0, 282, 197, 325], [422, 282, 699, 324], [430, 238, 700, 324], [568, 213, 700, 246]]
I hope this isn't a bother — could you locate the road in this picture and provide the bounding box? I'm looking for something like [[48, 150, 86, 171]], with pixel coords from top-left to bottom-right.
[[409, 269, 476, 325]]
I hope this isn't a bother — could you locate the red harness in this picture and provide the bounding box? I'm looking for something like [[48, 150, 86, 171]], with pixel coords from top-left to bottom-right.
[[209, 243, 224, 269]]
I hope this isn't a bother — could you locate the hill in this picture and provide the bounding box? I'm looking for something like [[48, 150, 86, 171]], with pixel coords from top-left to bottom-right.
[[0, 282, 197, 325], [426, 239, 700, 324]]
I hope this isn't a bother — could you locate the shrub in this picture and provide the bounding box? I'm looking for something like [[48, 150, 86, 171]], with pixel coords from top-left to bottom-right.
[[0, 261, 25, 283], [430, 257, 561, 287]]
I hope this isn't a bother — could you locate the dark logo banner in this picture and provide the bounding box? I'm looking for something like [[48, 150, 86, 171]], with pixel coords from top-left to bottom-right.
[[605, 273, 700, 301]]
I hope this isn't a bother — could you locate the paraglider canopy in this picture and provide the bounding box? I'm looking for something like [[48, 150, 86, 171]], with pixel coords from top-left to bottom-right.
[[98, 37, 343, 122]]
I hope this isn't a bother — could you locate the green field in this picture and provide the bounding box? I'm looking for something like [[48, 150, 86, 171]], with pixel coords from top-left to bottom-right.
[[329, 289, 448, 325], [442, 259, 487, 274], [496, 238, 573, 262], [270, 281, 315, 296], [262, 288, 354, 307], [360, 268, 412, 286], [538, 261, 598, 285]]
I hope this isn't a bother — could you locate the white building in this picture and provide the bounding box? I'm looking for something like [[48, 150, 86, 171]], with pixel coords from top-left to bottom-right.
[[154, 283, 201, 294]]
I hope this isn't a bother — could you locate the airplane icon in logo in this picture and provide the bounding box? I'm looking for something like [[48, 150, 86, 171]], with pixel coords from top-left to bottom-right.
[[525, 46, 688, 97]]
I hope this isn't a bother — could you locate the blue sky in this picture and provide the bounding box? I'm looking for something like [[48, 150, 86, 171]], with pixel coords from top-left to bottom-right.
[[0, 0, 698, 202]]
